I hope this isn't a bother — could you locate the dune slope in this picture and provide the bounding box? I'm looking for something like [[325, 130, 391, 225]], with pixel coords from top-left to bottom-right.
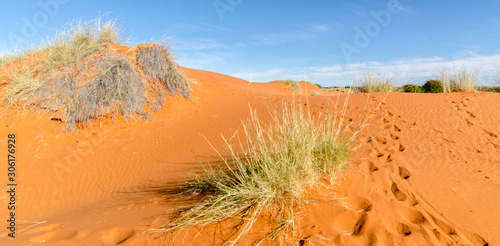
[[0, 68, 498, 245]]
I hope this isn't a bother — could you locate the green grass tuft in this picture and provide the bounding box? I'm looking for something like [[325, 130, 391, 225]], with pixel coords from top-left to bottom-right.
[[159, 100, 357, 244]]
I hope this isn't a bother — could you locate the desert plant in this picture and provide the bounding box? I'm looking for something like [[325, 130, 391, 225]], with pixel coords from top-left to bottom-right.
[[434, 65, 480, 92], [422, 80, 444, 93], [355, 69, 396, 92], [279, 79, 302, 93], [1, 17, 191, 130], [3, 64, 42, 105], [401, 84, 424, 93], [311, 91, 322, 96], [451, 67, 480, 91], [136, 45, 191, 104], [434, 66, 451, 93], [314, 83, 323, 89], [65, 56, 145, 129], [158, 101, 356, 244]]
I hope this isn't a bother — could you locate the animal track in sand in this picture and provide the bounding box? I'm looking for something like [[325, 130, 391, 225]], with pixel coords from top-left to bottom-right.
[[389, 144, 405, 152], [393, 125, 401, 132], [484, 129, 498, 138], [375, 136, 387, 145], [101, 227, 136, 245], [386, 154, 393, 163], [486, 142, 500, 149], [398, 144, 406, 152], [358, 161, 379, 173], [466, 111, 476, 118], [333, 211, 367, 235], [383, 218, 412, 236], [390, 134, 399, 140], [431, 217, 456, 235], [395, 166, 411, 179], [391, 183, 407, 201], [343, 195, 372, 212], [397, 207, 426, 224], [369, 149, 382, 158]]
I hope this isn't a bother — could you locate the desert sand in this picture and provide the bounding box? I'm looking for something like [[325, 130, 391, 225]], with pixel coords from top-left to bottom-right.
[[1, 64, 499, 245]]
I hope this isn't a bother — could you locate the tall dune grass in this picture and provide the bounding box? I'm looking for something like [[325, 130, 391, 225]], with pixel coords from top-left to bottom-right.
[[158, 100, 358, 244], [355, 69, 396, 92], [434, 65, 480, 92]]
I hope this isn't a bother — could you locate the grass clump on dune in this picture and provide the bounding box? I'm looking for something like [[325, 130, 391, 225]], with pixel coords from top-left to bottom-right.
[[356, 69, 396, 92], [434, 66, 480, 92], [160, 101, 355, 244], [280, 79, 302, 93], [1, 17, 191, 130]]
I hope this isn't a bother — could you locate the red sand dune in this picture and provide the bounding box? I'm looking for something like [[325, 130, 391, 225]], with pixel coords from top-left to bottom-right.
[[0, 67, 499, 245]]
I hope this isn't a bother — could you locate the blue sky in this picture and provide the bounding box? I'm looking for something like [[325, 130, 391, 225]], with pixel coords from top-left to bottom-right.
[[1, 0, 499, 86]]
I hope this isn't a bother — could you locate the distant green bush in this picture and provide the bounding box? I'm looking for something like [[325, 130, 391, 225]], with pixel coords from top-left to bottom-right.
[[422, 80, 444, 93], [401, 84, 424, 93]]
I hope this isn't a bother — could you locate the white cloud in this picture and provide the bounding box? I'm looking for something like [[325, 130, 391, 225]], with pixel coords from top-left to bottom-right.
[[250, 23, 335, 46], [309, 53, 500, 85]]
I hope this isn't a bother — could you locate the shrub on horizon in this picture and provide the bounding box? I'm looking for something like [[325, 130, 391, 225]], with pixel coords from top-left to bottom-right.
[[422, 80, 444, 93], [401, 84, 424, 93]]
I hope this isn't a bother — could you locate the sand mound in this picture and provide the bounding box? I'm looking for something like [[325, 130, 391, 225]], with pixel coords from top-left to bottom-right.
[[1, 43, 191, 130]]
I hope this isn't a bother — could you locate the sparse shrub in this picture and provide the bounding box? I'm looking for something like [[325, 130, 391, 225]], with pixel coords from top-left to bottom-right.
[[279, 79, 302, 93], [401, 84, 423, 93], [161, 102, 356, 244], [137, 45, 191, 102], [65, 56, 145, 129], [314, 83, 323, 89], [355, 69, 396, 92], [422, 80, 444, 93], [1, 18, 191, 130], [311, 91, 322, 96]]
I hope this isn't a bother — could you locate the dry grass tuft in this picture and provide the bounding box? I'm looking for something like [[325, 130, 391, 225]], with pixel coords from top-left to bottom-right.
[[136, 45, 191, 109], [0, 18, 191, 130], [279, 79, 302, 93], [66, 56, 145, 130], [156, 98, 360, 245], [355, 69, 396, 92], [434, 65, 480, 92]]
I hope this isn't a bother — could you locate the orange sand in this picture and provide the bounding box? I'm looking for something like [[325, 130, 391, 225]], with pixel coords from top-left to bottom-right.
[[0, 67, 499, 245]]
